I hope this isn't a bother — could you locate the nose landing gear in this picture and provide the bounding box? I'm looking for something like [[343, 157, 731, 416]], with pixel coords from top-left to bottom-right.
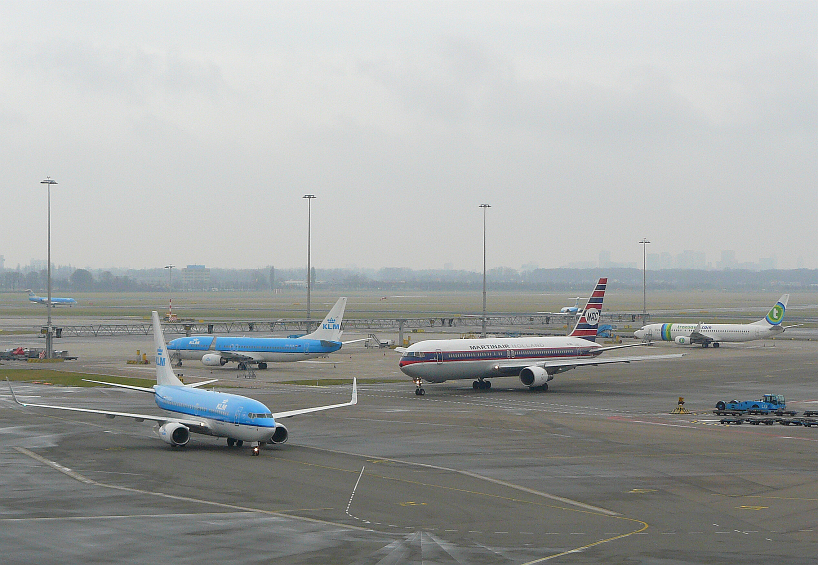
[[414, 377, 425, 396]]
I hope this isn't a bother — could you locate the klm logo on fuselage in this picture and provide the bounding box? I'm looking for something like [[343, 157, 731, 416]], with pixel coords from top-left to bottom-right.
[[190, 338, 201, 345]]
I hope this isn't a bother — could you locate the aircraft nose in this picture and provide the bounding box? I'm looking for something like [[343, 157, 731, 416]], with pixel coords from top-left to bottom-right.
[[634, 329, 645, 339]]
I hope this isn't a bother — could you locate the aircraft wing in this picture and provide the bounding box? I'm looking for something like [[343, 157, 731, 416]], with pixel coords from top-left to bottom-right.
[[688, 324, 714, 345], [6, 379, 212, 434], [214, 350, 265, 363], [491, 353, 684, 376], [272, 378, 357, 419]]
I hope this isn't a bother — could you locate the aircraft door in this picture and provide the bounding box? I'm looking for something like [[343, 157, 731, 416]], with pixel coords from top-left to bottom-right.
[[435, 349, 443, 364], [234, 407, 244, 426]]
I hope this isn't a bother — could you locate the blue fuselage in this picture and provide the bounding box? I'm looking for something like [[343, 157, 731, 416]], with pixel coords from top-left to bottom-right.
[[153, 384, 280, 442], [166, 336, 342, 363]]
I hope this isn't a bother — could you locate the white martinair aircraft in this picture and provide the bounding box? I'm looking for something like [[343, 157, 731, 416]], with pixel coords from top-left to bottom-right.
[[398, 278, 682, 395], [8, 311, 356, 455], [634, 294, 791, 348]]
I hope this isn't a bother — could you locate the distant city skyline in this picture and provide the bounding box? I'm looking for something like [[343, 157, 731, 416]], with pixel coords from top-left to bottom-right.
[[0, 247, 801, 276]]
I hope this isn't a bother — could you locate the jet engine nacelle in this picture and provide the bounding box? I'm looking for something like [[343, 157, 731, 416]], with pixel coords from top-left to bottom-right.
[[158, 422, 190, 446], [675, 336, 692, 345], [519, 366, 553, 388], [270, 423, 289, 444], [201, 353, 227, 366]]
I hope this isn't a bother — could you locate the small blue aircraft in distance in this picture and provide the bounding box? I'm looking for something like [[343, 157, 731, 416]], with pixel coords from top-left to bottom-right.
[[26, 289, 77, 306], [7, 311, 357, 456]]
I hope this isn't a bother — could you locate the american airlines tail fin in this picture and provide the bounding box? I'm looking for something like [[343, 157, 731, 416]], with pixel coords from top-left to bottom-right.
[[752, 294, 789, 327], [568, 278, 607, 342], [302, 297, 347, 341], [152, 311, 185, 386]]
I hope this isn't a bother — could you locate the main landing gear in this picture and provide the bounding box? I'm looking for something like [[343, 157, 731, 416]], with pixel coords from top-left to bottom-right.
[[226, 438, 244, 447], [414, 377, 425, 396], [473, 379, 491, 390]]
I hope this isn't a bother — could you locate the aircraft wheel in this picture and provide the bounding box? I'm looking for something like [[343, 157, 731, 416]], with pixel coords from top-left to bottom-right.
[[485, 381, 491, 390], [473, 381, 479, 390], [713, 342, 720, 348], [227, 438, 235, 447], [541, 383, 548, 391], [237, 362, 246, 370], [236, 440, 244, 447], [258, 363, 267, 370], [415, 388, 425, 396]]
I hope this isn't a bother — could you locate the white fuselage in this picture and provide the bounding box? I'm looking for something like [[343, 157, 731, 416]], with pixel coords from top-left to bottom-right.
[[634, 322, 778, 344], [399, 336, 602, 383]]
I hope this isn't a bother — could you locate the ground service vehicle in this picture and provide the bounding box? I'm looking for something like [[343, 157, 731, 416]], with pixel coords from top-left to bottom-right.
[[715, 394, 788, 414]]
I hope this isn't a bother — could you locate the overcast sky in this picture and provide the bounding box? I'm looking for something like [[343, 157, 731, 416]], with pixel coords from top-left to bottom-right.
[[1, 1, 815, 272]]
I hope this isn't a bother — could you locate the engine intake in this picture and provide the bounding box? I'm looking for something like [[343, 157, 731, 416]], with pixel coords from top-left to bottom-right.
[[158, 422, 190, 446], [519, 366, 553, 388], [675, 336, 692, 345], [202, 353, 227, 367], [270, 424, 289, 444]]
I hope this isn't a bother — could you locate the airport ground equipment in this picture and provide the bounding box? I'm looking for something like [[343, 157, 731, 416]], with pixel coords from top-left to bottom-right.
[[713, 394, 794, 415], [670, 396, 691, 414]]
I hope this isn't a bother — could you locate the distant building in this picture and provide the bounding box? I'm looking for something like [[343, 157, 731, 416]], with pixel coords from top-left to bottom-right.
[[647, 252, 674, 270], [676, 250, 707, 269], [718, 250, 737, 270], [181, 264, 211, 290]]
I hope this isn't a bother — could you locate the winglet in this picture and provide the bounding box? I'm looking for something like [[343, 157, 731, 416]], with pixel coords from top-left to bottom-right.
[[6, 378, 25, 406], [152, 311, 185, 386], [351, 377, 358, 405]]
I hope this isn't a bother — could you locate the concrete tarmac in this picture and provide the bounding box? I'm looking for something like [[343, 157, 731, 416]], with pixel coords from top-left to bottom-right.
[[1, 330, 817, 564]]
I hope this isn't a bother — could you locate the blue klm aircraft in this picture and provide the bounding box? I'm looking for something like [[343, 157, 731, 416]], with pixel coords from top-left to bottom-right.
[[166, 297, 349, 369], [7, 311, 357, 455], [27, 289, 77, 306]]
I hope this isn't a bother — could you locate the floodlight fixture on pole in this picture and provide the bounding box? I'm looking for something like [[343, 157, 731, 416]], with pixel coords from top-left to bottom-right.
[[480, 204, 491, 338], [41, 177, 58, 359], [303, 194, 316, 330], [164, 264, 175, 291], [639, 238, 650, 322]]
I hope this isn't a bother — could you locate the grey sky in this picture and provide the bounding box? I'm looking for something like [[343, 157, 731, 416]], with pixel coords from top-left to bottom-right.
[[2, 1, 815, 272]]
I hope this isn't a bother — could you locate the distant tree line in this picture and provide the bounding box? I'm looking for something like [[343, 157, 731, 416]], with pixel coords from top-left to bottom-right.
[[2, 266, 816, 293]]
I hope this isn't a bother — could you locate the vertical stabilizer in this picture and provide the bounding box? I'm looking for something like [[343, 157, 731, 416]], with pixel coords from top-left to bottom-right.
[[568, 278, 607, 341], [152, 311, 185, 386], [756, 294, 788, 326], [303, 297, 347, 341]]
